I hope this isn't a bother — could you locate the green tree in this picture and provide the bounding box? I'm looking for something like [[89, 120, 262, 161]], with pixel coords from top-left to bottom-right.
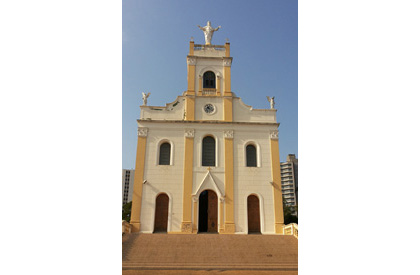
[[122, 201, 132, 222], [283, 199, 298, 224]]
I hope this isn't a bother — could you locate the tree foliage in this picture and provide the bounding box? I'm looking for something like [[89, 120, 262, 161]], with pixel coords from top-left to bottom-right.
[[122, 201, 132, 222], [283, 199, 298, 224]]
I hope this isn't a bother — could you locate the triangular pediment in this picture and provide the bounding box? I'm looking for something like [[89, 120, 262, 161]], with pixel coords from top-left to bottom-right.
[[193, 170, 224, 199]]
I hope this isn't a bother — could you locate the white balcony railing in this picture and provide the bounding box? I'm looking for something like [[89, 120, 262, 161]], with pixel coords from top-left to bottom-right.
[[284, 223, 298, 239], [202, 89, 217, 95]]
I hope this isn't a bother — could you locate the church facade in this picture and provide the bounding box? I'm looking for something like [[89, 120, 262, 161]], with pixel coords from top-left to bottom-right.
[[130, 32, 285, 234]]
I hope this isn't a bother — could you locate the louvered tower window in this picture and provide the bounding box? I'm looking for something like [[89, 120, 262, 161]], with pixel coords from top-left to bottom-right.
[[202, 136, 215, 166], [203, 71, 215, 88], [246, 144, 257, 167], [159, 142, 171, 165]]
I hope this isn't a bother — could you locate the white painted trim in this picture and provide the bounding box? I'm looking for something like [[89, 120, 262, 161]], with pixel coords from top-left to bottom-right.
[[151, 192, 173, 233], [193, 171, 224, 233], [156, 139, 174, 166], [197, 134, 218, 168], [203, 102, 217, 116], [197, 67, 223, 93], [243, 193, 265, 234], [192, 170, 224, 198], [198, 67, 223, 79], [243, 141, 261, 168], [196, 189, 221, 233]]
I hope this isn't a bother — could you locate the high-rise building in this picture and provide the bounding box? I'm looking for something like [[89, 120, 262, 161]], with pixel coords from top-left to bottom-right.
[[280, 154, 298, 212], [122, 169, 135, 206], [129, 24, 285, 234]]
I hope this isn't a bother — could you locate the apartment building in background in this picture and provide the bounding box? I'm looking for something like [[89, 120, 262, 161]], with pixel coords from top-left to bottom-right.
[[280, 154, 298, 213], [122, 169, 135, 206]]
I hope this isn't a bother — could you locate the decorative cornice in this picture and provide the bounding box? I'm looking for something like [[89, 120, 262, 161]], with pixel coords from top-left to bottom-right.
[[185, 129, 195, 138], [138, 119, 280, 127], [187, 57, 197, 65], [138, 127, 148, 137], [224, 130, 234, 139], [223, 58, 232, 67], [270, 130, 279, 140]]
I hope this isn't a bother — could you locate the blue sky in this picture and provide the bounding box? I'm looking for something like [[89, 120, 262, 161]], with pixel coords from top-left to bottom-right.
[[122, 0, 298, 169]]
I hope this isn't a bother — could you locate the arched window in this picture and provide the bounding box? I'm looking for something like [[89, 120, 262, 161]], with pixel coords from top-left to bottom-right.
[[203, 71, 215, 88], [202, 136, 215, 166], [159, 142, 171, 165], [246, 144, 257, 167]]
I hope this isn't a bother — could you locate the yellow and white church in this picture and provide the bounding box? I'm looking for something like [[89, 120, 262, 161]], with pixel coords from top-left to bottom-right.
[[130, 23, 285, 234]]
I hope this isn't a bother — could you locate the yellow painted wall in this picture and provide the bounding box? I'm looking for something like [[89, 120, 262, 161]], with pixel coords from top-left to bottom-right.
[[181, 135, 194, 233], [223, 97, 233, 122], [187, 64, 195, 94], [223, 137, 235, 233], [185, 96, 195, 121], [130, 135, 147, 232], [223, 66, 231, 96], [270, 138, 285, 233]]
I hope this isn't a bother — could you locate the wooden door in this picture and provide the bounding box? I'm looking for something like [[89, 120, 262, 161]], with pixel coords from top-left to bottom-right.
[[247, 195, 261, 233], [154, 194, 169, 232], [207, 190, 218, 232]]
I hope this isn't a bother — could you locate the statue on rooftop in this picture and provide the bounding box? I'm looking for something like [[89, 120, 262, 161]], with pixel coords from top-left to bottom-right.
[[142, 92, 150, 106], [198, 21, 221, 45], [267, 96, 275, 109]]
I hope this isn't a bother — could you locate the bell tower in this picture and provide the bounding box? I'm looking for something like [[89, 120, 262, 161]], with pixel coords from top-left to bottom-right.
[[184, 35, 233, 122]]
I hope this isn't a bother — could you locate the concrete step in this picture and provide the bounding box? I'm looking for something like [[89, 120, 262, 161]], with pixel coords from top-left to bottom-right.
[[123, 233, 298, 271]]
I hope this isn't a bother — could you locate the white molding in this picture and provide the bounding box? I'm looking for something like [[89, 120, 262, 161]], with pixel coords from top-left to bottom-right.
[[198, 66, 222, 78], [203, 103, 217, 116], [193, 171, 224, 233], [156, 139, 175, 166], [243, 140, 261, 168], [223, 58, 232, 67], [269, 130, 279, 140], [185, 129, 195, 138], [197, 134, 218, 167], [138, 127, 148, 137], [224, 130, 234, 139], [187, 57, 197, 65], [192, 170, 224, 198]]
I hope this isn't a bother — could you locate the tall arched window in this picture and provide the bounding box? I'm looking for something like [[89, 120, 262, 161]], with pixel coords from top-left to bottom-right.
[[159, 142, 171, 165], [202, 136, 215, 166], [203, 71, 215, 88], [246, 144, 257, 167]]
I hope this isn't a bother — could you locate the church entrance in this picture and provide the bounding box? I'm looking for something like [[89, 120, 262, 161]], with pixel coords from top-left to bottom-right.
[[154, 193, 169, 233], [198, 190, 218, 233], [247, 195, 261, 234]]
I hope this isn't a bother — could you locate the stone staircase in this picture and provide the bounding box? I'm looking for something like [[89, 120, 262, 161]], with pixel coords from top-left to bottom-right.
[[122, 233, 298, 271]]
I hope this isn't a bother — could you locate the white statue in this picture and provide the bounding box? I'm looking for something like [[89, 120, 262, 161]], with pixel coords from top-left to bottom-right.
[[198, 21, 221, 45], [266, 96, 275, 109], [142, 92, 150, 106]]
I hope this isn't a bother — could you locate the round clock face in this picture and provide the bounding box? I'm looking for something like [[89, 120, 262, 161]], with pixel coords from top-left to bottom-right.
[[204, 104, 215, 114]]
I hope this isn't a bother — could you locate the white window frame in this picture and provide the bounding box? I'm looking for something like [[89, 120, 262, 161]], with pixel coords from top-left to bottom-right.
[[198, 134, 218, 168], [243, 141, 261, 168], [156, 139, 174, 166]]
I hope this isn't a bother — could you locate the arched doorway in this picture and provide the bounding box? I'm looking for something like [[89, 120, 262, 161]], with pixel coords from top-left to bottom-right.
[[247, 195, 261, 234], [199, 190, 218, 233], [154, 193, 169, 233]]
